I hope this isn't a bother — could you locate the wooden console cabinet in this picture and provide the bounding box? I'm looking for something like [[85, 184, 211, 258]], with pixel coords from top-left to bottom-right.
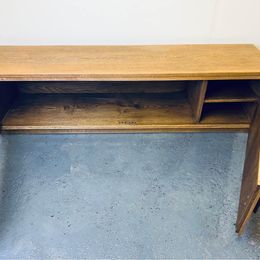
[[0, 45, 259, 234]]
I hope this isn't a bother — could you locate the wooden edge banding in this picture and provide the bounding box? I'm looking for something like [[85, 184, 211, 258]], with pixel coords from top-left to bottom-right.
[[2, 74, 260, 82], [258, 151, 260, 186], [0, 129, 249, 134]]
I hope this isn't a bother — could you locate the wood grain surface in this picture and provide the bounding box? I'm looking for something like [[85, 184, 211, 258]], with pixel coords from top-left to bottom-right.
[[236, 104, 260, 234], [1, 93, 250, 133], [1, 45, 260, 81], [187, 80, 208, 122]]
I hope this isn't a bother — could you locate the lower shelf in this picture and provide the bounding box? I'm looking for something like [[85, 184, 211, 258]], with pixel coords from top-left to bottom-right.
[[1, 93, 250, 133]]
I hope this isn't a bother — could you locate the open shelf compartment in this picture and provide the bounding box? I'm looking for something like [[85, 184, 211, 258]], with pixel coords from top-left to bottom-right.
[[0, 81, 256, 133], [205, 80, 258, 103], [201, 103, 252, 125], [200, 80, 259, 124]]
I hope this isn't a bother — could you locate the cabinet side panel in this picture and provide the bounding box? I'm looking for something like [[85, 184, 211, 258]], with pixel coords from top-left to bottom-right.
[[236, 104, 260, 234]]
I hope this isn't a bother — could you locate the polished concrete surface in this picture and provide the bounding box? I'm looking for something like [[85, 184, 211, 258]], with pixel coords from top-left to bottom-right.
[[0, 133, 259, 258]]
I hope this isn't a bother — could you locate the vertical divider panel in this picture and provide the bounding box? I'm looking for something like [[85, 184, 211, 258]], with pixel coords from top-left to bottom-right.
[[187, 80, 208, 123], [244, 80, 260, 120], [0, 83, 18, 124], [251, 80, 260, 97]]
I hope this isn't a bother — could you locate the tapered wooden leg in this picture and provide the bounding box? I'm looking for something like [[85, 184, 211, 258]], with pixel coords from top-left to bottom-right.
[[236, 105, 260, 234]]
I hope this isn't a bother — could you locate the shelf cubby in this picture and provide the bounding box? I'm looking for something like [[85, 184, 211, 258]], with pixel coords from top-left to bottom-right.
[[198, 80, 259, 125], [0, 81, 255, 133], [205, 80, 258, 103], [201, 103, 251, 125]]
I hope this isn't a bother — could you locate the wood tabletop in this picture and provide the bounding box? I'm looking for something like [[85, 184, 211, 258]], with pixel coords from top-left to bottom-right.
[[1, 45, 260, 81]]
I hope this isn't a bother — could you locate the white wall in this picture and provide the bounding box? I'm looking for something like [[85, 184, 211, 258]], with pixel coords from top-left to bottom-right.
[[0, 0, 260, 46]]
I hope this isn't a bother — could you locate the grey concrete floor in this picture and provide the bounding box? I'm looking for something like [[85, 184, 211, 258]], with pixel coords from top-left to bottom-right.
[[0, 133, 259, 258]]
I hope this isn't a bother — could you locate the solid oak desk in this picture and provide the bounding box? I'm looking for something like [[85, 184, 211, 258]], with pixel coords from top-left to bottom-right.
[[0, 45, 260, 234]]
